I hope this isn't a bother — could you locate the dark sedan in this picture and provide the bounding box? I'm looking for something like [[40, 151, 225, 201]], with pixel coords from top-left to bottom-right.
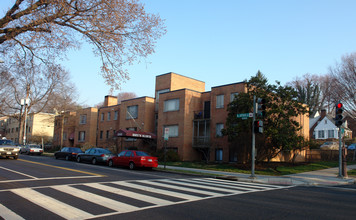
[[76, 147, 114, 165], [54, 147, 83, 161]]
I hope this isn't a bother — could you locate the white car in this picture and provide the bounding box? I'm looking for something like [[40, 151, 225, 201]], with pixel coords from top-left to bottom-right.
[[0, 139, 20, 159], [320, 142, 339, 150], [20, 144, 43, 155]]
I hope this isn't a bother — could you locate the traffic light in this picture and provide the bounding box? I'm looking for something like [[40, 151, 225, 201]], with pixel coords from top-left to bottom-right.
[[256, 98, 266, 118], [335, 102, 343, 127], [254, 120, 263, 134]]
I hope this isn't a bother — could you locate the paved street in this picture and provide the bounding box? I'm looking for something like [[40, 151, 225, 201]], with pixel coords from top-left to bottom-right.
[[1, 155, 356, 219]]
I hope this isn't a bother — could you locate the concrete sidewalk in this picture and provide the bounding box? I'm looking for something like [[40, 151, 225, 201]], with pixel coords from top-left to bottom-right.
[[157, 164, 356, 186]]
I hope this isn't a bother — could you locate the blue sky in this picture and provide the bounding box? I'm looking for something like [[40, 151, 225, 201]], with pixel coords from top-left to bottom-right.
[[2, 0, 356, 106]]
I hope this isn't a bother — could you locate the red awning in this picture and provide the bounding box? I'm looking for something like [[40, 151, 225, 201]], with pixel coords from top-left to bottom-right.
[[116, 129, 157, 139]]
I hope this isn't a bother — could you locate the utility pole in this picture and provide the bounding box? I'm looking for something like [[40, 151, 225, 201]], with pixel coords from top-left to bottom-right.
[[251, 95, 256, 178]]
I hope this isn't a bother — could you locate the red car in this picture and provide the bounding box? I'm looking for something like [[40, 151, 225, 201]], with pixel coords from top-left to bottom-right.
[[108, 150, 158, 170]]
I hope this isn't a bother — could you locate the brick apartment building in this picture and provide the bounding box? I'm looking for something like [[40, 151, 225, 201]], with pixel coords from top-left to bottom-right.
[[53, 72, 309, 162]]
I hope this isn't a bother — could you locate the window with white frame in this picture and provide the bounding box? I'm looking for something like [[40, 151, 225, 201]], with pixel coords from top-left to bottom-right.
[[79, 114, 87, 124], [101, 113, 104, 121], [126, 105, 138, 119], [216, 123, 224, 137], [164, 99, 179, 112], [318, 130, 325, 138], [63, 132, 67, 141], [107, 112, 111, 121], [78, 131, 85, 142], [216, 95, 224, 108], [163, 125, 179, 137], [230, 92, 239, 102], [114, 111, 119, 120], [328, 130, 334, 138]]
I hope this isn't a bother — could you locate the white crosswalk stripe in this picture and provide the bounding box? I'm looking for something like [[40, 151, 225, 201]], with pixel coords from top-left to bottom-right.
[[0, 178, 290, 219]]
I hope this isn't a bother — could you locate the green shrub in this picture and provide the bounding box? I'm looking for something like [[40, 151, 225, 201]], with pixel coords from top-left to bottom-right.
[[155, 149, 180, 162]]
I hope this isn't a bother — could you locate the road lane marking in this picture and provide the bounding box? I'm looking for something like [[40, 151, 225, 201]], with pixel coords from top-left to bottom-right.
[[51, 185, 139, 213], [0, 203, 25, 220], [139, 179, 224, 196], [157, 179, 257, 193], [11, 188, 95, 220], [0, 166, 38, 179], [0, 175, 100, 185], [18, 159, 105, 177], [112, 181, 203, 201], [1, 178, 293, 219], [84, 182, 175, 206]]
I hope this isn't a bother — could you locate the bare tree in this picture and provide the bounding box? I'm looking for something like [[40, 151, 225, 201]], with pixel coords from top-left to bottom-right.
[[0, 56, 77, 143], [328, 53, 356, 117], [0, 0, 166, 89], [117, 92, 137, 104]]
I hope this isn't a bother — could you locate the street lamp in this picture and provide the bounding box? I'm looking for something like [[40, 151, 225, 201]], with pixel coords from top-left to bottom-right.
[[22, 98, 29, 145]]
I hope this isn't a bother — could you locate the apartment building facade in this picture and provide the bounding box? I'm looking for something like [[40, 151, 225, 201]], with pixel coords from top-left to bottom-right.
[[3, 113, 56, 144], [53, 72, 309, 162]]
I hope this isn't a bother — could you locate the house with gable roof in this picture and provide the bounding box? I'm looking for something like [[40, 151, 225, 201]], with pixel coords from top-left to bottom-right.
[[310, 109, 352, 140]]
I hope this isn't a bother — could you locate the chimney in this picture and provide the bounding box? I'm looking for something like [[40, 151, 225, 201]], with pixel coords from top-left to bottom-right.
[[104, 95, 118, 107], [321, 109, 327, 118]]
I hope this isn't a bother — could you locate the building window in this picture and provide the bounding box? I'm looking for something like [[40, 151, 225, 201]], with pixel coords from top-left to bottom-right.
[[100, 131, 103, 139], [164, 99, 179, 112], [114, 111, 119, 120], [163, 125, 179, 137], [64, 117, 68, 125], [215, 149, 223, 161], [63, 132, 67, 141], [216, 123, 224, 137], [80, 115, 87, 124], [216, 95, 224, 108], [328, 130, 334, 138], [107, 112, 111, 121], [230, 92, 239, 102], [126, 105, 138, 119], [106, 130, 109, 139], [78, 131, 85, 142], [101, 113, 104, 121], [318, 130, 325, 139]]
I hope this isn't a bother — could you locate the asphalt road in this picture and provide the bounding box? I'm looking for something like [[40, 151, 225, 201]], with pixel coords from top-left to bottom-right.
[[1, 155, 355, 220]]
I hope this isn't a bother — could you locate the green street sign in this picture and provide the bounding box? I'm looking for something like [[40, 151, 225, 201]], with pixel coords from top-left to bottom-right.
[[237, 113, 253, 119]]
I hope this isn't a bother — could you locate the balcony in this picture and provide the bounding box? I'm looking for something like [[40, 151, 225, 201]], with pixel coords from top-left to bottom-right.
[[193, 136, 211, 149]]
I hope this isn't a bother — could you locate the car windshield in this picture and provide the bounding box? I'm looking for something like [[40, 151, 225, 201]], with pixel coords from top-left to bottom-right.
[[136, 151, 150, 156], [29, 145, 41, 148], [0, 139, 15, 145], [70, 148, 83, 153], [98, 149, 112, 154]]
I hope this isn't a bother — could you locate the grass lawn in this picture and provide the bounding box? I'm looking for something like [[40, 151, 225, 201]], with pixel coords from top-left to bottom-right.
[[160, 161, 355, 176], [348, 169, 356, 176]]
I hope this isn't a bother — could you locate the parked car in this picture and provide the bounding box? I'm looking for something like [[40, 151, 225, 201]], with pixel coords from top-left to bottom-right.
[[347, 143, 356, 150], [0, 139, 20, 159], [76, 148, 114, 165], [54, 147, 83, 161], [20, 144, 43, 155], [320, 142, 338, 150], [107, 150, 158, 170]]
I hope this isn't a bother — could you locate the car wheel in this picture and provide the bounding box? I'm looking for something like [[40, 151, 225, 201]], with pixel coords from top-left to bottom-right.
[[13, 156, 18, 160], [92, 158, 97, 165], [108, 159, 114, 167], [77, 156, 81, 163], [55, 155, 58, 159], [129, 162, 135, 170], [65, 155, 69, 161]]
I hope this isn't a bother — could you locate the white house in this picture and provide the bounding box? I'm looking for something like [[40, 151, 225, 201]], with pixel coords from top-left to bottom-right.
[[310, 110, 352, 140]]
